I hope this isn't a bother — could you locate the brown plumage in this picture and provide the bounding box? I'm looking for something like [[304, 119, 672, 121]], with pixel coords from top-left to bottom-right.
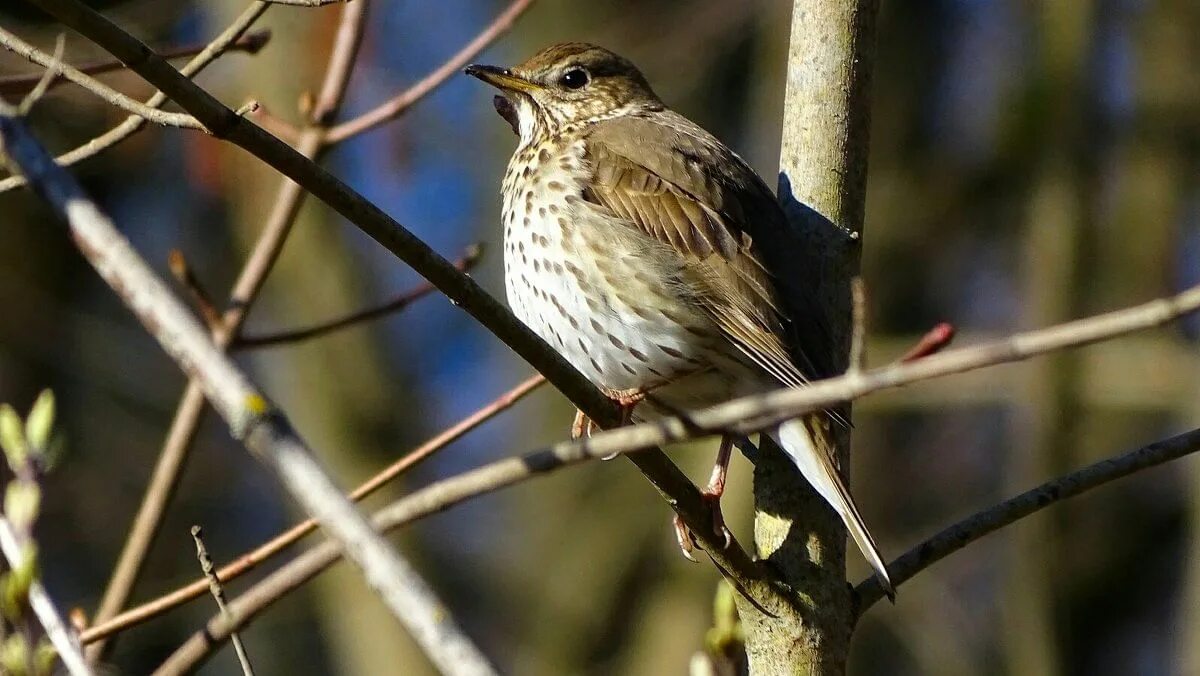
[[467, 43, 892, 596]]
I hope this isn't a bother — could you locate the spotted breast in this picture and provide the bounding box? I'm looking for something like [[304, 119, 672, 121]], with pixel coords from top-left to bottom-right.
[[500, 132, 749, 411]]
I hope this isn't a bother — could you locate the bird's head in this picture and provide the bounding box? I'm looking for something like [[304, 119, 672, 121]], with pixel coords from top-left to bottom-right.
[[466, 43, 663, 140]]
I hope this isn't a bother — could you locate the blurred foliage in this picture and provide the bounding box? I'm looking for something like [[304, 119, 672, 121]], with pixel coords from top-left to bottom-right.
[[0, 0, 1199, 674], [0, 391, 63, 676]]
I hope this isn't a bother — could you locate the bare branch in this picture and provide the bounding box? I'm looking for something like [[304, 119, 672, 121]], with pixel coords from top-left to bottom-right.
[[0, 26, 205, 130], [190, 526, 254, 676], [0, 105, 497, 676], [86, 0, 366, 660], [80, 374, 545, 645], [17, 34, 64, 115], [853, 425, 1200, 613], [0, 516, 93, 676], [0, 3, 270, 195], [233, 244, 482, 350], [324, 0, 536, 143], [0, 29, 270, 97], [84, 5, 276, 657]]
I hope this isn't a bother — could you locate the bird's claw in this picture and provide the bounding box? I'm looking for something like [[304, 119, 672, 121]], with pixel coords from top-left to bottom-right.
[[571, 389, 648, 458], [570, 409, 597, 440], [671, 489, 731, 561]]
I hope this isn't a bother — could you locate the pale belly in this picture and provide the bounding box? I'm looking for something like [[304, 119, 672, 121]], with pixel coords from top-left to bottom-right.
[[500, 144, 753, 412]]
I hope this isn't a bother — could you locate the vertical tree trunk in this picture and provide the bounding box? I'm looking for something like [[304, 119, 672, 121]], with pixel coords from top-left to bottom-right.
[[735, 2, 880, 673]]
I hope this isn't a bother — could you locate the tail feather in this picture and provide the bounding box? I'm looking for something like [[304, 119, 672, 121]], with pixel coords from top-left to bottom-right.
[[773, 419, 895, 600]]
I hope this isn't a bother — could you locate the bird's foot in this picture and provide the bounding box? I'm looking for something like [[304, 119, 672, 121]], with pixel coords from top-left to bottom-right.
[[601, 386, 647, 424], [672, 485, 732, 562], [569, 388, 648, 458], [570, 409, 597, 440]]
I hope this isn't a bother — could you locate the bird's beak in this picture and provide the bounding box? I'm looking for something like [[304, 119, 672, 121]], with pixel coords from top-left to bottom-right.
[[464, 64, 542, 94]]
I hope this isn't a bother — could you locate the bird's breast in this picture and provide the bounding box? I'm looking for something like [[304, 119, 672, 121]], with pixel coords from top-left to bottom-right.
[[500, 139, 742, 406]]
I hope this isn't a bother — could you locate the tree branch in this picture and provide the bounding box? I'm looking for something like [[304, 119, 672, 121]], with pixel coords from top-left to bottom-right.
[[85, 2, 279, 657], [0, 3, 270, 195], [0, 29, 270, 97], [853, 425, 1200, 613], [0, 516, 93, 676], [0, 103, 497, 676], [79, 373, 545, 645], [0, 26, 204, 130], [85, 0, 365, 660]]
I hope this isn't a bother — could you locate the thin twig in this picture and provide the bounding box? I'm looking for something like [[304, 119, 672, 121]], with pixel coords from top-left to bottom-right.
[[0, 517, 93, 676], [852, 425, 1200, 613], [0, 29, 270, 97], [79, 373, 545, 645], [233, 244, 482, 349], [190, 526, 254, 676], [0, 26, 205, 130], [84, 4, 275, 659], [167, 250, 222, 331], [323, 0, 536, 143], [0, 3, 270, 196], [0, 100, 497, 676], [17, 34, 64, 115]]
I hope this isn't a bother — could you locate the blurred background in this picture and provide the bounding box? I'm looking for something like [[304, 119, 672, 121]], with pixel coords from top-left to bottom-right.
[[1, 0, 1199, 673]]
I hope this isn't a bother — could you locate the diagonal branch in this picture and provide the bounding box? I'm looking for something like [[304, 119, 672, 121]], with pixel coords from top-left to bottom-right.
[[79, 373, 545, 645], [853, 425, 1200, 613], [0, 29, 270, 97], [85, 0, 364, 660], [0, 103, 497, 676]]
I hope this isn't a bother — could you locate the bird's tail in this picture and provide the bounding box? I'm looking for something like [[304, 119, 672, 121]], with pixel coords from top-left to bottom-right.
[[771, 418, 895, 600]]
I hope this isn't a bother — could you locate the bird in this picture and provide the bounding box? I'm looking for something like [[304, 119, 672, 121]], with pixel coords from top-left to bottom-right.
[[466, 42, 893, 596]]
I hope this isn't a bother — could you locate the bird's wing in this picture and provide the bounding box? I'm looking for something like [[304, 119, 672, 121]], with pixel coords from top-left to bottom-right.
[[583, 111, 830, 388]]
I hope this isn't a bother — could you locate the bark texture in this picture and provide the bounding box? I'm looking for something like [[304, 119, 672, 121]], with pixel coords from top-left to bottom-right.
[[736, 2, 880, 673]]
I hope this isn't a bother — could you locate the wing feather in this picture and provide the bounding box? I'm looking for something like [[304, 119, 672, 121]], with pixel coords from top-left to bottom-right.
[[583, 113, 813, 388]]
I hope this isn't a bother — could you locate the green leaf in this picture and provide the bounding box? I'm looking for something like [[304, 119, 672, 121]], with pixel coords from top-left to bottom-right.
[[24, 391, 54, 455], [0, 405, 25, 469]]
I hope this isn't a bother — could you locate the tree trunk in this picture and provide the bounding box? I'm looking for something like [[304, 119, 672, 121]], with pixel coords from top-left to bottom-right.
[[735, 2, 880, 673]]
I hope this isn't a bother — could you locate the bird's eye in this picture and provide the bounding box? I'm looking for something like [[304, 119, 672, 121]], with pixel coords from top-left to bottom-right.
[[559, 68, 589, 90]]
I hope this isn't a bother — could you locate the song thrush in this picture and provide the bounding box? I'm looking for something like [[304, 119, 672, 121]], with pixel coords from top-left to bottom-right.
[[467, 43, 893, 595]]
